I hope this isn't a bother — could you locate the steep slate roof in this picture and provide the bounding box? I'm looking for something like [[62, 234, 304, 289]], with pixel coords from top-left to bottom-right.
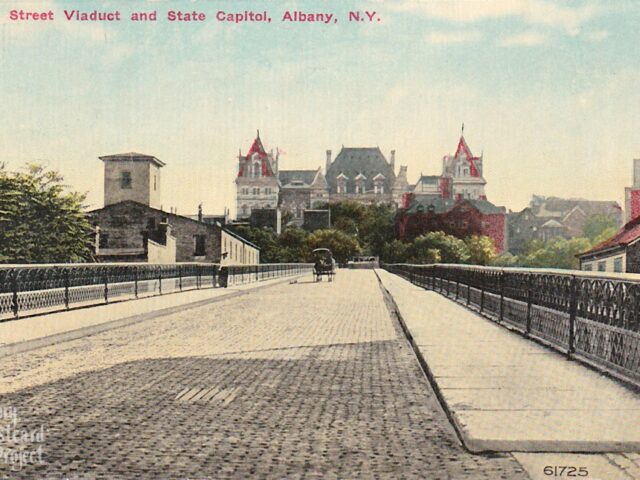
[[326, 147, 395, 194], [579, 217, 640, 257], [278, 170, 318, 186], [406, 195, 504, 215]]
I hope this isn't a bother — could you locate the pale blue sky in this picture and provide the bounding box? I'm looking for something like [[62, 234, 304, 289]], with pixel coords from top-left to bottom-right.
[[1, 0, 638, 215]]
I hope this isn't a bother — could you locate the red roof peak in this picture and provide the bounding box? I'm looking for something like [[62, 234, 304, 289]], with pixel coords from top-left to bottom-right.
[[246, 134, 267, 159], [455, 135, 473, 159]]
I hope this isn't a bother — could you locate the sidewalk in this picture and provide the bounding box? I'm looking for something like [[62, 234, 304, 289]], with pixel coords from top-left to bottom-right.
[[0, 274, 304, 358], [376, 269, 640, 453]]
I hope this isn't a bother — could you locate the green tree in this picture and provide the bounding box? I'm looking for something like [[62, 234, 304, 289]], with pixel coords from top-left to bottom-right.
[[231, 226, 279, 262], [591, 227, 617, 247], [582, 215, 618, 241], [0, 163, 93, 263], [465, 235, 497, 265], [277, 227, 310, 262], [492, 252, 521, 267], [307, 229, 360, 264], [406, 231, 470, 264], [380, 239, 410, 264], [359, 203, 396, 257], [522, 237, 591, 270]]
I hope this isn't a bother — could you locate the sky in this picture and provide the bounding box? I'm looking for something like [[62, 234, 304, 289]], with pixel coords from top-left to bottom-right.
[[1, 0, 639, 216]]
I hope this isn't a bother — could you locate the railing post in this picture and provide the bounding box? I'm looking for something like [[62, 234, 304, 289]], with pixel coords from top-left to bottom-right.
[[103, 270, 109, 303], [499, 270, 505, 322], [11, 270, 19, 318], [455, 273, 460, 301], [212, 265, 217, 287], [158, 266, 162, 295], [567, 275, 577, 358], [525, 274, 532, 336], [63, 268, 70, 310], [466, 274, 471, 306], [134, 266, 139, 298], [178, 265, 183, 291], [480, 277, 485, 313]]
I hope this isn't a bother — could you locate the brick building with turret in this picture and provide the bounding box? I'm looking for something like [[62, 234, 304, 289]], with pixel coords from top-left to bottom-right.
[[396, 132, 507, 253]]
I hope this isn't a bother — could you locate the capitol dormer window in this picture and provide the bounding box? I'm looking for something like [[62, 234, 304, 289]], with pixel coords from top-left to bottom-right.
[[253, 162, 261, 178]]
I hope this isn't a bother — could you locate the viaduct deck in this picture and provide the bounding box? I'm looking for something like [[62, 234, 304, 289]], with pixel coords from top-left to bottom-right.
[[0, 270, 637, 479]]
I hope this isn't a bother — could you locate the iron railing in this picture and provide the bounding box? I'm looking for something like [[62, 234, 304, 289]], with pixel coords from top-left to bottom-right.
[[0, 263, 313, 321], [382, 263, 640, 384]]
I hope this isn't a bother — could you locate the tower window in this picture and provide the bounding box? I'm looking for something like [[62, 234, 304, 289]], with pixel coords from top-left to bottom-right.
[[120, 171, 132, 189]]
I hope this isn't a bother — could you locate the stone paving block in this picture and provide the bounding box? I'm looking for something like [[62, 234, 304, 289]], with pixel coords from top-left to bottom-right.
[[0, 270, 528, 479]]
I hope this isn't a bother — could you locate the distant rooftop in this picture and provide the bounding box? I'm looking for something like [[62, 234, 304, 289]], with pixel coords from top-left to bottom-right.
[[99, 152, 166, 167]]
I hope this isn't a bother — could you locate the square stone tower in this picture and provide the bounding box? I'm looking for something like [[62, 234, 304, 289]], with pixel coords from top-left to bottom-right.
[[100, 152, 165, 209]]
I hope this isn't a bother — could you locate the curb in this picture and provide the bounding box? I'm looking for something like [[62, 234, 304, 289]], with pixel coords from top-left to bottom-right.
[[373, 268, 474, 453], [375, 269, 640, 453]]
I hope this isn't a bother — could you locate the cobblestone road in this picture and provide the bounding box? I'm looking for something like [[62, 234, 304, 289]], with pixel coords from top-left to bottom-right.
[[0, 270, 528, 479]]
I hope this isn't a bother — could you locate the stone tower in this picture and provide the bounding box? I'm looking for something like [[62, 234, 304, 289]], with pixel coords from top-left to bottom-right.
[[100, 152, 165, 209]]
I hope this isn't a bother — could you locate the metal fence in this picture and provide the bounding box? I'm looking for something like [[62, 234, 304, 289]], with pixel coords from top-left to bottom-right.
[[382, 263, 640, 384], [0, 263, 313, 321]]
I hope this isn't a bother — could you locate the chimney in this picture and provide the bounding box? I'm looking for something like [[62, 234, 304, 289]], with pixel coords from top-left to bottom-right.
[[325, 150, 332, 174], [390, 150, 396, 174], [634, 159, 640, 187], [198, 203, 203, 223]]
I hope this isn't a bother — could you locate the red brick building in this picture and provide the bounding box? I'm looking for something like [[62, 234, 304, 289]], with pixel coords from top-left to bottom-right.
[[396, 195, 507, 252], [395, 132, 507, 253]]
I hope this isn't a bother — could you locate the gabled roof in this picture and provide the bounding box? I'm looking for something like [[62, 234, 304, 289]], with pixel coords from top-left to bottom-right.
[[238, 133, 276, 177], [531, 196, 622, 217], [453, 135, 480, 177], [245, 135, 267, 159], [579, 216, 640, 257], [355, 173, 367, 180], [99, 152, 165, 167], [454, 136, 474, 159]]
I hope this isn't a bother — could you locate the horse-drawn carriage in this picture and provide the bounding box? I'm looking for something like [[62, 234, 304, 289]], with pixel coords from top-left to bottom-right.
[[312, 248, 336, 282]]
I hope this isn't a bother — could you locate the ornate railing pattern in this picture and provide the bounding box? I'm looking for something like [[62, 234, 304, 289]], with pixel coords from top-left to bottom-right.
[[382, 263, 640, 384], [0, 263, 313, 321]]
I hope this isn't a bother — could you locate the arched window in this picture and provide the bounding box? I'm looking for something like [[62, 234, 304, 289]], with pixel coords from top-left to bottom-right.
[[253, 162, 261, 178]]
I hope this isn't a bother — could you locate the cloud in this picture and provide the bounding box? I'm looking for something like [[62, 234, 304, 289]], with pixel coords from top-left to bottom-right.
[[585, 30, 609, 42], [498, 31, 548, 46], [388, 0, 600, 36], [426, 30, 482, 45]]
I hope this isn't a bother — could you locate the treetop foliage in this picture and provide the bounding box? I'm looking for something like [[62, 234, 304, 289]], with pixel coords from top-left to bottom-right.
[[0, 163, 94, 263]]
